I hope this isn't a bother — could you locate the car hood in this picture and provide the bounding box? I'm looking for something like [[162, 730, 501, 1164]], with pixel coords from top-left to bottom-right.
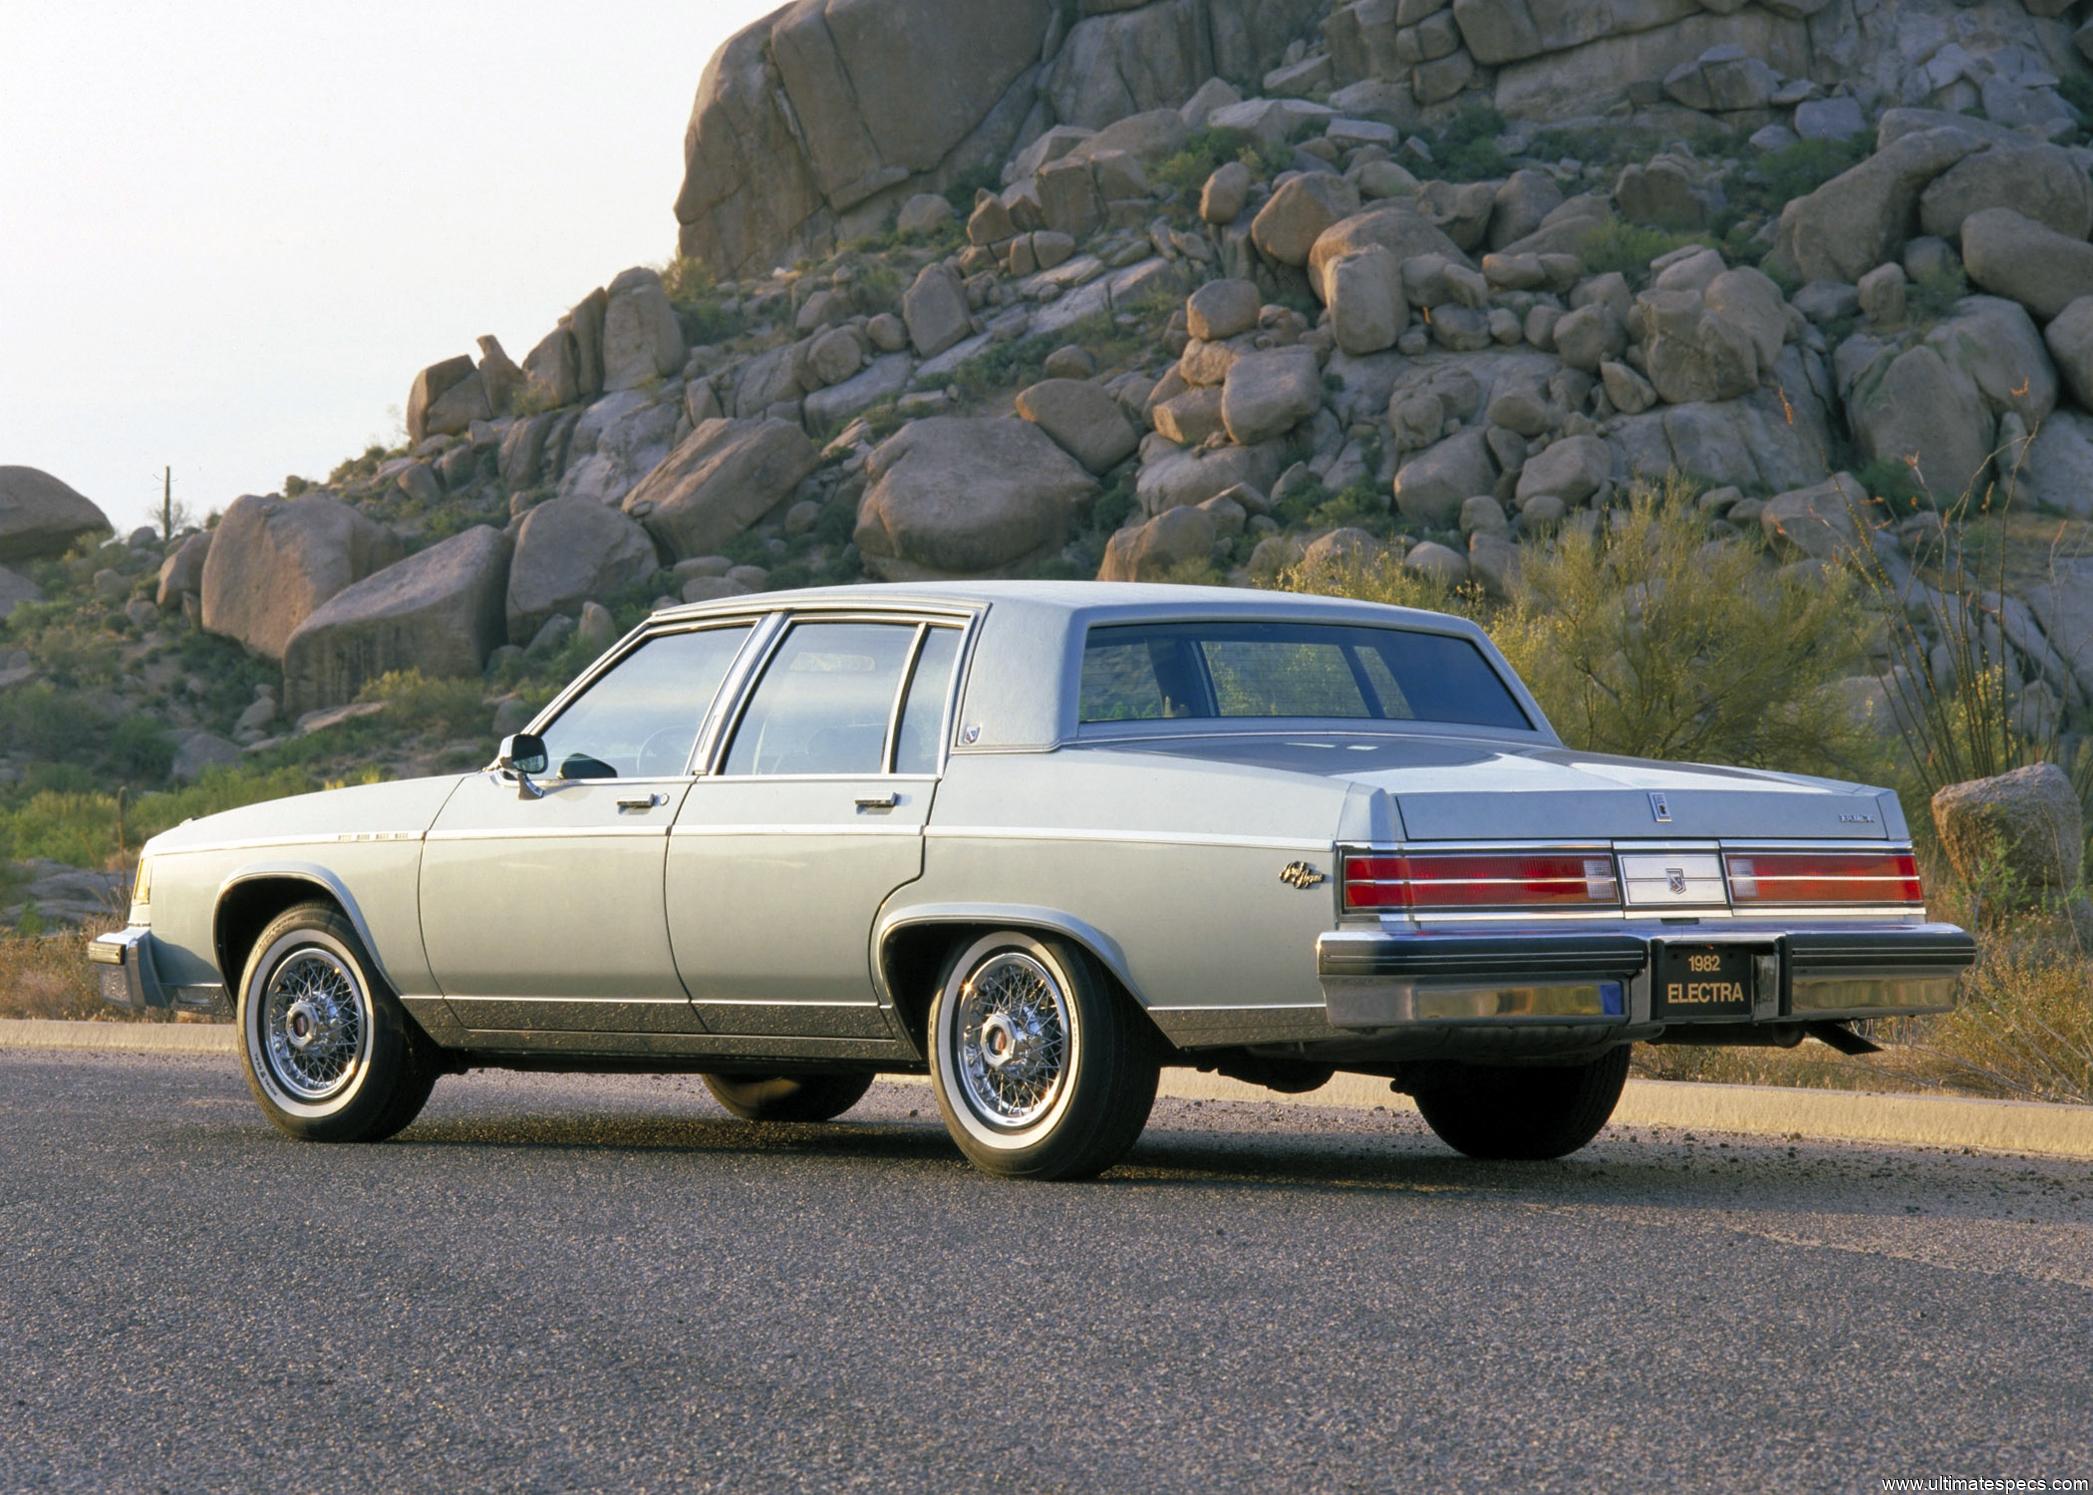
[[146, 774, 465, 856], [1099, 732, 1901, 842]]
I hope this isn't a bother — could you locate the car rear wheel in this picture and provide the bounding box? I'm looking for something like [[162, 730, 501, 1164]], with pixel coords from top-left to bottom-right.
[[1412, 1046, 1630, 1161], [928, 931, 1158, 1181], [235, 901, 438, 1143], [701, 1072, 875, 1122]]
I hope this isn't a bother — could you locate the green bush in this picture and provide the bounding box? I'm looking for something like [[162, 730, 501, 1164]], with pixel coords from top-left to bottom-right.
[[1907, 260, 1970, 324], [1430, 103, 1511, 182], [355, 669, 488, 739], [1577, 219, 1711, 285], [0, 763, 351, 869], [1152, 128, 1291, 208], [1278, 476, 1882, 777], [1733, 137, 1867, 219]]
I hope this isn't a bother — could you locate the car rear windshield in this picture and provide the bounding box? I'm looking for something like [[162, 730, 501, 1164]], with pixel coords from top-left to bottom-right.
[[1079, 621, 1532, 730]]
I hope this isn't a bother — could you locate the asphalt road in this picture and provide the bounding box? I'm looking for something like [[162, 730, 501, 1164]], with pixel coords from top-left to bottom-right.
[[3, 1053, 2090, 1493]]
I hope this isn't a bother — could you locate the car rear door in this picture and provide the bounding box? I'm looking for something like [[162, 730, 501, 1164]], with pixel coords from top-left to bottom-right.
[[666, 612, 966, 1038], [418, 618, 760, 1034]]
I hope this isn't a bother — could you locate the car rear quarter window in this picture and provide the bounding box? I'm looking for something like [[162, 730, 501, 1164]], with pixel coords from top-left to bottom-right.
[[1078, 621, 1530, 731]]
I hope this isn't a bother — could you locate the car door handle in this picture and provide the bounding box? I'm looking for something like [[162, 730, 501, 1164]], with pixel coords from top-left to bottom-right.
[[855, 793, 899, 811], [617, 794, 668, 812]]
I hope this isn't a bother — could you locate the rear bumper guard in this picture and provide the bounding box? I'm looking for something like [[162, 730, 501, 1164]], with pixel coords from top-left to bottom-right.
[[1317, 923, 1975, 1030]]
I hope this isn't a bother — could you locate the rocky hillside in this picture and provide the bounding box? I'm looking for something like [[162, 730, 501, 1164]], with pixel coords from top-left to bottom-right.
[[5, 0, 2093, 921]]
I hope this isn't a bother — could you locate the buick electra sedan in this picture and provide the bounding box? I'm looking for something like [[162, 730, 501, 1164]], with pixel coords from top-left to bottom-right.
[[92, 581, 1976, 1179]]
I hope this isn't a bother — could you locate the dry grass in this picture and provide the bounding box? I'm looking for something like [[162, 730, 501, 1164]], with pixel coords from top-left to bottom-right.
[[0, 921, 139, 1021]]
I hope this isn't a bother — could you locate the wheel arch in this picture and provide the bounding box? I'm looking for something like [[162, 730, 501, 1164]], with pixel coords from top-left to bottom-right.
[[213, 864, 400, 996], [872, 904, 1151, 1054]]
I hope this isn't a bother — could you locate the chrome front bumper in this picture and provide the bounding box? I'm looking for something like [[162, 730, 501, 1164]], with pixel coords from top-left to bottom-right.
[[88, 927, 167, 1011], [1316, 922, 1976, 1031]]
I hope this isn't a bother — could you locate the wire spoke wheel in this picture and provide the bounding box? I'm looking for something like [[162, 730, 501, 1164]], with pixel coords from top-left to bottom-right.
[[259, 948, 369, 1103], [953, 951, 1072, 1129]]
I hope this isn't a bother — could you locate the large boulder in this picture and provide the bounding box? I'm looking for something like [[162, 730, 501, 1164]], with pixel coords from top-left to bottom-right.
[[622, 418, 819, 561], [2047, 298, 2093, 412], [1251, 175, 1360, 267], [1515, 434, 1610, 507], [1759, 473, 1867, 560], [1135, 437, 1283, 516], [505, 497, 661, 643], [1308, 206, 1467, 303], [283, 526, 513, 714], [1097, 505, 1219, 582], [1918, 142, 2093, 245], [200, 493, 404, 662], [1014, 379, 1139, 475], [1931, 763, 2084, 907], [155, 530, 211, 610], [853, 416, 1096, 579], [2017, 410, 2093, 521], [1325, 246, 1408, 356], [674, 1, 1055, 277], [0, 564, 40, 623], [599, 268, 686, 392], [902, 263, 971, 358], [1220, 348, 1322, 445], [0, 466, 110, 562], [1392, 428, 1495, 528], [1961, 209, 2093, 324], [406, 354, 490, 443], [1775, 127, 1982, 286], [1846, 346, 1990, 502]]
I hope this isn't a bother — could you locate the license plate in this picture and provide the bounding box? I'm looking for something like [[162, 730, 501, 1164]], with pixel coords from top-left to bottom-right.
[[1652, 943, 1755, 1019]]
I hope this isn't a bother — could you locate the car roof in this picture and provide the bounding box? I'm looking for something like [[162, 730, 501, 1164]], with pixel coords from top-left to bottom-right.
[[643, 581, 1549, 754], [650, 578, 1470, 631]]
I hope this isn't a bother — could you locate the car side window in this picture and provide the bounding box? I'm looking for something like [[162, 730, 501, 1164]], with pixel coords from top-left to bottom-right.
[[893, 626, 961, 775], [722, 621, 919, 777], [536, 624, 752, 780]]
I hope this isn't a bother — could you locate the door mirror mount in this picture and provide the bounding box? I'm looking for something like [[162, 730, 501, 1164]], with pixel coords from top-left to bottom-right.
[[498, 733, 550, 799]]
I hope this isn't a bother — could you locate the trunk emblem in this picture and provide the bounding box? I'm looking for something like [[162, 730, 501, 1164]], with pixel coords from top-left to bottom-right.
[[1649, 791, 1672, 823], [1280, 861, 1327, 890], [1666, 867, 1688, 895]]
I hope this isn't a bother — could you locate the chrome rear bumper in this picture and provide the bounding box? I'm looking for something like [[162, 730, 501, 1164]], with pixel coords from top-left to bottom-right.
[[1316, 922, 1975, 1031]]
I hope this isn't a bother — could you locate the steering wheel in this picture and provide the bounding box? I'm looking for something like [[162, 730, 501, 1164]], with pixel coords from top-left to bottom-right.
[[635, 727, 693, 778]]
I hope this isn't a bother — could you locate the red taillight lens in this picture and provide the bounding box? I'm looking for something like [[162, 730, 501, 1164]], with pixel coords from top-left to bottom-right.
[[1725, 851, 1924, 907], [1342, 852, 1621, 912]]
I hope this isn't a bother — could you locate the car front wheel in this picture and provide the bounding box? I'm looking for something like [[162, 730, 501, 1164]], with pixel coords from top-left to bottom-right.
[[701, 1072, 874, 1122], [928, 931, 1158, 1181], [235, 901, 438, 1143], [1411, 1046, 1630, 1161]]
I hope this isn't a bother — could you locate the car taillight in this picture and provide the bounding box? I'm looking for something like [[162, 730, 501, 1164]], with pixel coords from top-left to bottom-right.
[[1342, 852, 1621, 913], [1725, 851, 1924, 907]]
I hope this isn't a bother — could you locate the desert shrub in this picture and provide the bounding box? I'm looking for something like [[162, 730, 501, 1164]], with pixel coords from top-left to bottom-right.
[[1853, 456, 1929, 514], [355, 669, 488, 739], [0, 684, 172, 786], [1907, 260, 1970, 324], [1152, 128, 1292, 208], [1731, 137, 1867, 219], [940, 163, 1002, 216], [1491, 484, 1877, 773], [1576, 219, 1711, 285], [1283, 477, 1879, 775], [662, 255, 750, 346], [0, 924, 119, 1020], [1431, 103, 1511, 182], [1914, 908, 2093, 1103], [0, 764, 340, 869]]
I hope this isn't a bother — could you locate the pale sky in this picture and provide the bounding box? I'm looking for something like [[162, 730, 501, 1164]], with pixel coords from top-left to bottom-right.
[[0, 0, 780, 531]]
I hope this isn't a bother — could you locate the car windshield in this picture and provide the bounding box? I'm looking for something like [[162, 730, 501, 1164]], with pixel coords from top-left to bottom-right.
[[1079, 621, 1532, 731]]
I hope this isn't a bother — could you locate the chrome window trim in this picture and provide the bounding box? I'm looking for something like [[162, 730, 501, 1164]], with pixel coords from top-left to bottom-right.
[[704, 609, 978, 781]]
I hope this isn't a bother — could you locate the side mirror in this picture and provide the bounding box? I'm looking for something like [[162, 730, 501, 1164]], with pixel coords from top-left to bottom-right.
[[498, 732, 549, 798]]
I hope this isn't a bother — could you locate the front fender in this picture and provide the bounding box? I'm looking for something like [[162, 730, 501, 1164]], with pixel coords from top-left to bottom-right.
[[213, 859, 424, 998]]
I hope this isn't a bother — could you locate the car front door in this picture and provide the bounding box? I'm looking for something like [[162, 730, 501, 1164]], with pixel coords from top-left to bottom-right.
[[419, 619, 759, 1034], [667, 614, 965, 1038]]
